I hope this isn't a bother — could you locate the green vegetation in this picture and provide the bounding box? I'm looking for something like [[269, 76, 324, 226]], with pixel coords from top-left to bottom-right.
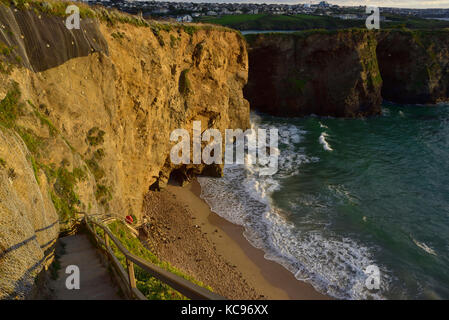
[[16, 127, 42, 155], [287, 76, 307, 93], [93, 148, 105, 160], [86, 127, 105, 146], [95, 184, 111, 206], [179, 69, 191, 95], [73, 166, 87, 181], [46, 166, 85, 222], [244, 28, 344, 45], [198, 14, 363, 31], [49, 240, 65, 280], [86, 157, 105, 181], [111, 31, 125, 40], [182, 25, 198, 36], [198, 13, 449, 31], [0, 0, 95, 18], [0, 81, 22, 128], [151, 26, 165, 47], [0, 158, 6, 168], [0, 41, 20, 74], [7, 167, 16, 180], [170, 34, 179, 48], [49, 255, 61, 280], [31, 105, 58, 136], [102, 221, 212, 300], [30, 155, 40, 185], [0, 67, 105, 226]]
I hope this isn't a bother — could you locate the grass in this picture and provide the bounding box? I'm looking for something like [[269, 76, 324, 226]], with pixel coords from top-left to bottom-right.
[[111, 31, 125, 40], [49, 256, 61, 280], [16, 127, 42, 155], [30, 155, 40, 185], [198, 14, 363, 31], [198, 13, 449, 31], [86, 127, 105, 146], [44, 165, 85, 222], [182, 25, 198, 36], [95, 184, 111, 205], [0, 0, 95, 18], [287, 76, 307, 93], [0, 41, 20, 74], [0, 85, 86, 223], [73, 166, 87, 181], [86, 157, 105, 181], [170, 34, 179, 48], [7, 167, 16, 180], [151, 26, 165, 47], [30, 104, 58, 137], [244, 28, 365, 45], [0, 81, 22, 128], [94, 148, 105, 160], [101, 221, 213, 300]]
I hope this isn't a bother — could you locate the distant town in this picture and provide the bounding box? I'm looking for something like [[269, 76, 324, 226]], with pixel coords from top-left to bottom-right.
[[85, 1, 449, 23]]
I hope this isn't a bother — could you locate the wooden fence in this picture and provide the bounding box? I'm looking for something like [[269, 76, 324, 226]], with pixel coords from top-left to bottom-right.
[[83, 214, 224, 300]]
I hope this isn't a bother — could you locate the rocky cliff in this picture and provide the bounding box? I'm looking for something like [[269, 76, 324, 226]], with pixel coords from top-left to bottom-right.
[[244, 29, 449, 117], [244, 30, 383, 117], [0, 1, 249, 299], [377, 29, 449, 104]]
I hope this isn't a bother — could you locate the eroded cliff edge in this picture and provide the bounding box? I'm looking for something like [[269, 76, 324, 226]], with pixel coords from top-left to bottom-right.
[[0, 2, 249, 299], [244, 30, 383, 118], [244, 29, 449, 117], [377, 29, 449, 104]]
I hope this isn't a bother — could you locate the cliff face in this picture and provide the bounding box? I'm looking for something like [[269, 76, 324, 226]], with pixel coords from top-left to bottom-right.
[[0, 3, 249, 299], [0, 128, 59, 299], [244, 30, 383, 117], [244, 29, 449, 117], [377, 30, 449, 104]]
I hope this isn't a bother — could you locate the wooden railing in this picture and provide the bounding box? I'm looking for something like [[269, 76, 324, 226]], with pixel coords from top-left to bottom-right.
[[83, 214, 224, 300]]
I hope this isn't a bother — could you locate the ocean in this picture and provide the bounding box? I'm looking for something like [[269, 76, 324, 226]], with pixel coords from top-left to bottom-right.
[[198, 103, 449, 299]]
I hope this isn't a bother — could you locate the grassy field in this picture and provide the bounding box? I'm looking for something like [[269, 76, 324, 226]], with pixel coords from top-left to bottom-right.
[[198, 14, 362, 30], [197, 13, 449, 31]]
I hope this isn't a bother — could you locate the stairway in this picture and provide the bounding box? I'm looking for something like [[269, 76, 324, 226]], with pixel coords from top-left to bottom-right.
[[52, 234, 121, 300]]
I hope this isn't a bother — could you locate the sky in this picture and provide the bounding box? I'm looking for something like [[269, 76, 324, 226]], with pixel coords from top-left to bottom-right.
[[155, 1, 449, 9]]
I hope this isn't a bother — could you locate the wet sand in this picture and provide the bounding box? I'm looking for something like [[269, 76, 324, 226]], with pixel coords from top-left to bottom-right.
[[164, 179, 329, 300]]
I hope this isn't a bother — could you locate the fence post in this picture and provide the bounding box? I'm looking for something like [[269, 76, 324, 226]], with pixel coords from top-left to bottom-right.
[[127, 258, 137, 291]]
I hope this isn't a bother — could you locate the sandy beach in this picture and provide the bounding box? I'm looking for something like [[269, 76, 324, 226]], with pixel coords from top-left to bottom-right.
[[142, 179, 329, 300]]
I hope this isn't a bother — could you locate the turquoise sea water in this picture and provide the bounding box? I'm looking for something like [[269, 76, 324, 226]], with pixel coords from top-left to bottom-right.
[[198, 103, 449, 299]]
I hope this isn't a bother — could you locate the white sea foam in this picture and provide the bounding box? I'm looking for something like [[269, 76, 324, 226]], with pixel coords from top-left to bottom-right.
[[198, 113, 390, 299], [319, 122, 329, 129], [412, 238, 437, 256], [319, 132, 333, 151]]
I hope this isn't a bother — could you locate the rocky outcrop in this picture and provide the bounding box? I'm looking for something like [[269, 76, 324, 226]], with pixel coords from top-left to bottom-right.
[[376, 30, 449, 104], [0, 3, 249, 299], [244, 30, 383, 117], [244, 29, 449, 116]]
